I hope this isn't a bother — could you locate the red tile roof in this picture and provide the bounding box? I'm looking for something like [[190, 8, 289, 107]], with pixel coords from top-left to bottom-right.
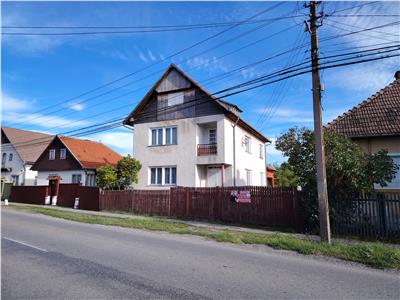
[[326, 79, 400, 137], [1, 126, 53, 164], [60, 136, 123, 169]]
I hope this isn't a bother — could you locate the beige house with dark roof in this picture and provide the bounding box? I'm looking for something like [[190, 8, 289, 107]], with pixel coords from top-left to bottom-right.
[[327, 72, 400, 191], [1, 126, 53, 185]]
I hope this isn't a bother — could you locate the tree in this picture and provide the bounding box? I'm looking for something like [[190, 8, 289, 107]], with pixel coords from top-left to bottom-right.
[[96, 155, 142, 190], [275, 127, 398, 228], [274, 163, 299, 187], [96, 165, 118, 190], [116, 155, 142, 188]]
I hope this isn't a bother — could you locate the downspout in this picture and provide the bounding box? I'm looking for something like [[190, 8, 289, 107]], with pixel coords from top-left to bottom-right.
[[232, 116, 240, 187]]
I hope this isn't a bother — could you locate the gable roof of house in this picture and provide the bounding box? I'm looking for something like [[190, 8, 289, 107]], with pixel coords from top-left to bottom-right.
[[326, 78, 400, 138], [59, 136, 123, 169], [124, 64, 268, 142], [1, 126, 53, 164]]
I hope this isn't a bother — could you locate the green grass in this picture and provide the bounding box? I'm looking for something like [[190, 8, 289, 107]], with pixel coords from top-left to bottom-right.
[[9, 205, 400, 270]]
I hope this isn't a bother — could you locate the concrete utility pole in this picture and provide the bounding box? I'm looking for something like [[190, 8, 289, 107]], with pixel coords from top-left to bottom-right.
[[307, 0, 331, 243]]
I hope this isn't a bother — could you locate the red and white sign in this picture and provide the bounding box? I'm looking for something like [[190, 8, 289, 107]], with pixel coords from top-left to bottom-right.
[[230, 190, 251, 203]]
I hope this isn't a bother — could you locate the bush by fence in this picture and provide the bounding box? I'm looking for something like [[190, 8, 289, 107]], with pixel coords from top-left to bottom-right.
[[100, 186, 305, 231], [331, 192, 400, 239]]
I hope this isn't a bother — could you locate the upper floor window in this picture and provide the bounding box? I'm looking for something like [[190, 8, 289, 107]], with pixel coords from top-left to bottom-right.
[[167, 91, 184, 107], [209, 129, 217, 144], [9, 153, 13, 161], [259, 144, 264, 159], [244, 136, 251, 153], [60, 148, 66, 160], [151, 127, 177, 146], [49, 149, 56, 160]]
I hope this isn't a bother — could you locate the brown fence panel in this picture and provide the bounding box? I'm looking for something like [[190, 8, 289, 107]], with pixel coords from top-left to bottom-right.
[[78, 186, 100, 211], [58, 184, 80, 208], [100, 189, 170, 215], [10, 186, 48, 205]]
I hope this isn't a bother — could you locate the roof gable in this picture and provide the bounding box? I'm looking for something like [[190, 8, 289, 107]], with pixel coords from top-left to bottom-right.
[[327, 79, 400, 137], [1, 126, 53, 163], [124, 64, 269, 142]]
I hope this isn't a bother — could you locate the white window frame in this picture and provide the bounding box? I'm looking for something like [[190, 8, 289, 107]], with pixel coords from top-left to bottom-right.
[[209, 129, 217, 144], [259, 144, 264, 159], [72, 174, 82, 184], [49, 149, 56, 160], [150, 127, 178, 146], [244, 136, 251, 153], [149, 166, 177, 186], [60, 148, 67, 160], [245, 169, 252, 186]]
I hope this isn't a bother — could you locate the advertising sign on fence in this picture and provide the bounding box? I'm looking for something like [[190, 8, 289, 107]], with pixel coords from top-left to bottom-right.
[[230, 190, 251, 203]]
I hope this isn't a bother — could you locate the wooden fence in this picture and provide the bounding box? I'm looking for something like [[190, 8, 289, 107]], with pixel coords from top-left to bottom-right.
[[100, 186, 304, 231], [331, 192, 400, 239], [10, 184, 100, 211]]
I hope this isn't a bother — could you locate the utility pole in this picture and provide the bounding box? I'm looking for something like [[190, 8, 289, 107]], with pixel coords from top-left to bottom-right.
[[307, 1, 331, 243]]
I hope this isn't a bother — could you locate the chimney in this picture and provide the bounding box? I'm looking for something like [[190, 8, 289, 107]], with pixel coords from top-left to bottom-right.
[[395, 71, 400, 80]]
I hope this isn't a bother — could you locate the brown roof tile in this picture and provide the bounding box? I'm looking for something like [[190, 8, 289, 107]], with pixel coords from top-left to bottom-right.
[[59, 136, 123, 169], [326, 79, 400, 137], [1, 126, 53, 164]]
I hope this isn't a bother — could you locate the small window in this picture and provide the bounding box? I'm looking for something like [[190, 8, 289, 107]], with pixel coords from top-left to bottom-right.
[[172, 127, 178, 144], [259, 144, 264, 159], [244, 136, 251, 153], [2, 153, 6, 166], [157, 128, 163, 145], [60, 148, 66, 160], [150, 168, 156, 184], [167, 91, 184, 107], [151, 129, 157, 145], [11, 175, 19, 185], [156, 168, 162, 185], [165, 168, 170, 184], [9, 153, 13, 161], [246, 169, 252, 185], [49, 149, 56, 160], [209, 129, 217, 144], [165, 128, 171, 144], [171, 167, 177, 185], [72, 174, 82, 184]]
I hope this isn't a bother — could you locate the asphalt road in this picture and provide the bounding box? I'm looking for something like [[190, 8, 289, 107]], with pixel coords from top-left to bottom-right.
[[2, 208, 399, 299]]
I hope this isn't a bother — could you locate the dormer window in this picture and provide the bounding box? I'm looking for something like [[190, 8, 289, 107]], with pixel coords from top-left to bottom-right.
[[49, 149, 56, 160], [60, 148, 66, 160]]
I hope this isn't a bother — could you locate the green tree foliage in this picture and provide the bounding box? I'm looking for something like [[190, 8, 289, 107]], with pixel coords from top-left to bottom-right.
[[116, 155, 142, 188], [96, 155, 142, 190], [274, 163, 300, 187], [96, 165, 118, 190], [275, 127, 398, 228]]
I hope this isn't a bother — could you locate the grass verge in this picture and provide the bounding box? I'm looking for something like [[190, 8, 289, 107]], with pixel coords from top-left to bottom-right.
[[9, 205, 400, 270]]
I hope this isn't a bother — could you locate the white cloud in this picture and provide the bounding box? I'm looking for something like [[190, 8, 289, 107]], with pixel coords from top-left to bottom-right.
[[265, 138, 286, 165], [69, 102, 85, 111], [1, 93, 32, 111], [2, 112, 89, 129], [147, 50, 157, 62], [255, 108, 314, 124], [85, 131, 133, 156]]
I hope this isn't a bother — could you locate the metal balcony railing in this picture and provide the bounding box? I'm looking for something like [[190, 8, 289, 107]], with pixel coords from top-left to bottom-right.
[[197, 143, 217, 156]]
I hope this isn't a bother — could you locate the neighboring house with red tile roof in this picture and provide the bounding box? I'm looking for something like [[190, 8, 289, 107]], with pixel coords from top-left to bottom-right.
[[327, 71, 400, 191], [1, 126, 53, 185], [31, 135, 123, 186]]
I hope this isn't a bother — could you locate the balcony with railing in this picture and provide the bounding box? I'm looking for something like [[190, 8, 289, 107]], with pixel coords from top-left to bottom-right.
[[197, 143, 217, 156]]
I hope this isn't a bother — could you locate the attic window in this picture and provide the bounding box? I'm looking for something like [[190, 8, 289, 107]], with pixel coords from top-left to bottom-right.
[[158, 91, 184, 107], [49, 149, 56, 160], [60, 148, 66, 160]]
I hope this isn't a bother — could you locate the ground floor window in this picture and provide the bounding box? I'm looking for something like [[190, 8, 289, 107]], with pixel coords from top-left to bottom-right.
[[149, 166, 177, 185], [86, 174, 96, 186], [245, 169, 252, 185], [11, 175, 19, 185], [72, 174, 82, 184]]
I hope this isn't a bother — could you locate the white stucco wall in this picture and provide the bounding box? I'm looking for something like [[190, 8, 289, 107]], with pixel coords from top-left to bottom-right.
[[36, 170, 87, 186], [1, 143, 37, 185], [132, 114, 267, 189]]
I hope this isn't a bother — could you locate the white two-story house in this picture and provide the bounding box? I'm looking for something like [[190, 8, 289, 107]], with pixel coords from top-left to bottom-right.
[[124, 64, 270, 189]]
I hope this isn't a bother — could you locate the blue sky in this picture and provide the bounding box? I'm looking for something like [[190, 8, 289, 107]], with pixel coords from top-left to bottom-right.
[[2, 1, 399, 164]]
